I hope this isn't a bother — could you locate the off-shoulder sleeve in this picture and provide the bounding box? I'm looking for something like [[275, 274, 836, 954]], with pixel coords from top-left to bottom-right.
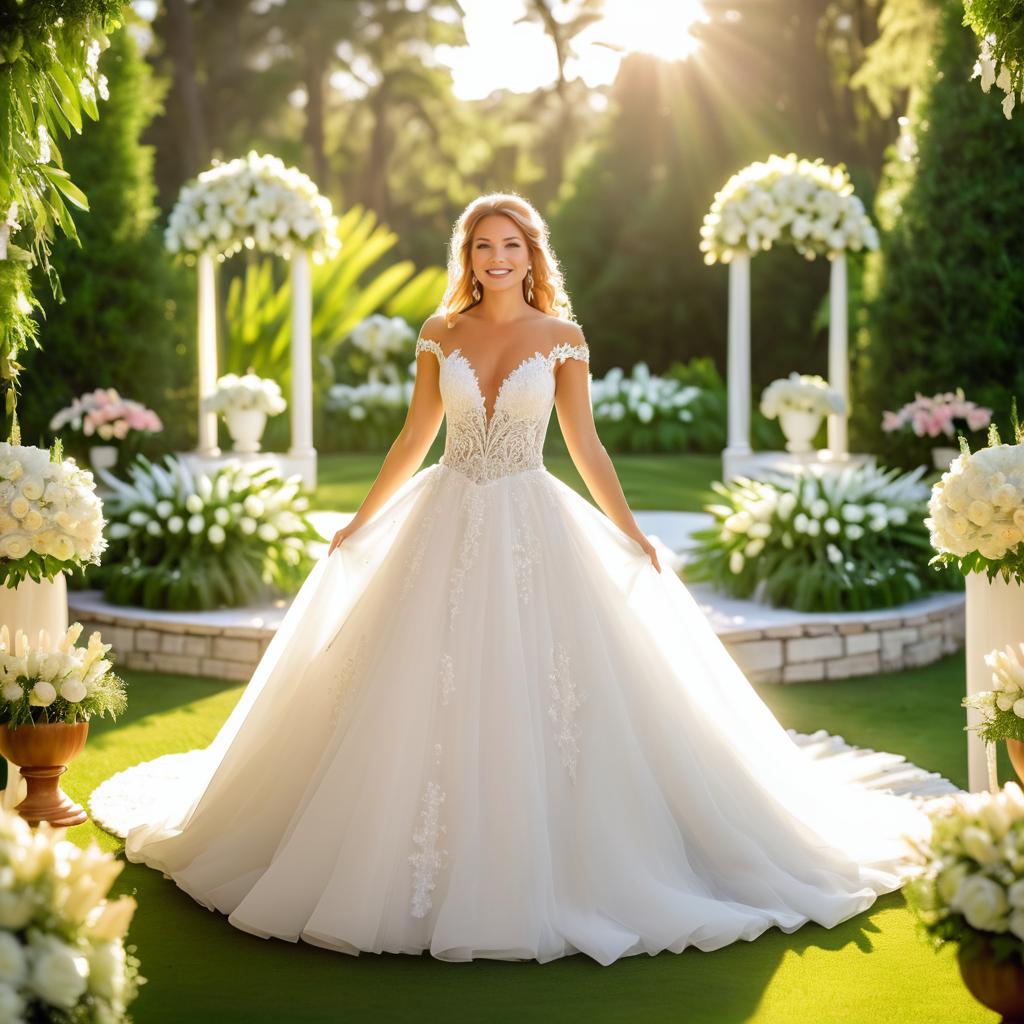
[[415, 337, 444, 362], [549, 341, 590, 366]]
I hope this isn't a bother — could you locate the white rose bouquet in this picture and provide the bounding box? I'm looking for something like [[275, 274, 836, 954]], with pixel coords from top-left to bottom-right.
[[687, 462, 959, 611], [926, 416, 1024, 583], [98, 455, 319, 610], [0, 441, 106, 590], [202, 372, 287, 417], [0, 624, 126, 727], [165, 150, 339, 262], [759, 373, 846, 420], [700, 153, 880, 264], [0, 804, 143, 1022], [905, 782, 1024, 966]]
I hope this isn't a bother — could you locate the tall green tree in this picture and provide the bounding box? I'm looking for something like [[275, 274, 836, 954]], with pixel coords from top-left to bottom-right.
[[854, 0, 1024, 463], [19, 24, 194, 451]]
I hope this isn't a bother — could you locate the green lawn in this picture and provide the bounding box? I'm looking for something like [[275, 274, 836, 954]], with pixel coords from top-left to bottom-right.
[[314, 449, 722, 513], [58, 653, 1000, 1024]]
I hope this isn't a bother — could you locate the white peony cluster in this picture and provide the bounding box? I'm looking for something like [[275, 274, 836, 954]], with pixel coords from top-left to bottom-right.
[[0, 806, 141, 1022], [590, 364, 701, 425], [699, 153, 879, 264], [164, 150, 340, 262], [926, 443, 1024, 563], [0, 624, 114, 719], [908, 782, 1024, 943], [759, 372, 846, 420], [202, 373, 287, 417], [0, 443, 106, 580], [974, 34, 1022, 120]]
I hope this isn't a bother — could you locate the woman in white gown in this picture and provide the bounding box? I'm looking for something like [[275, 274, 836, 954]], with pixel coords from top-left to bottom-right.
[[95, 192, 947, 967]]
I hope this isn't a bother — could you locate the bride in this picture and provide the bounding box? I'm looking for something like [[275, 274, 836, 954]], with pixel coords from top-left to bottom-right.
[[96, 192, 944, 967]]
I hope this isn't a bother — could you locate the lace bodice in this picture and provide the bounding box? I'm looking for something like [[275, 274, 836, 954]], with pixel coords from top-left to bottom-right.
[[416, 337, 590, 484]]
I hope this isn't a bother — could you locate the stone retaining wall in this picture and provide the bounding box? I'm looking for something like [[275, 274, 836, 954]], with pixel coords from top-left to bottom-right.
[[70, 593, 965, 686], [722, 603, 964, 684]]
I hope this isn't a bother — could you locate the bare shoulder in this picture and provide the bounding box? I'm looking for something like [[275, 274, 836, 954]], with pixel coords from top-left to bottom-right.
[[419, 314, 448, 339]]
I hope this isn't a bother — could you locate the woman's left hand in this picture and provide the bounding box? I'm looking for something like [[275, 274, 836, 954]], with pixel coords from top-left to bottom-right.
[[636, 535, 661, 573]]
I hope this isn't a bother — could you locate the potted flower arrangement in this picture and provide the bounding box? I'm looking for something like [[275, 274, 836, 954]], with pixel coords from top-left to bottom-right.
[[882, 390, 993, 469], [0, 803, 143, 1021], [905, 782, 1024, 1020], [0, 440, 106, 640], [202, 372, 287, 453], [964, 643, 1024, 785], [928, 413, 1024, 792], [0, 624, 126, 827], [48, 388, 163, 474], [759, 373, 846, 454]]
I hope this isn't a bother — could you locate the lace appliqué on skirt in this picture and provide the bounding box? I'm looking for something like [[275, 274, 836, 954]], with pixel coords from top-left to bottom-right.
[[448, 487, 486, 629], [439, 653, 455, 706], [408, 779, 448, 918], [511, 487, 541, 604], [547, 642, 587, 783], [328, 631, 369, 725]]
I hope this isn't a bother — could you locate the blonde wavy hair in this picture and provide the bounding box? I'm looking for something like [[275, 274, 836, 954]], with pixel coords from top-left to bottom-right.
[[440, 192, 573, 327]]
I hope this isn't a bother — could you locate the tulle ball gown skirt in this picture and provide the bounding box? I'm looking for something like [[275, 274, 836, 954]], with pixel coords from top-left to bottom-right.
[[95, 461, 945, 966]]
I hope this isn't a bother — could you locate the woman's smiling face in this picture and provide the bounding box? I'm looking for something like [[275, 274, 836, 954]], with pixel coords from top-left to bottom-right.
[[470, 214, 530, 295]]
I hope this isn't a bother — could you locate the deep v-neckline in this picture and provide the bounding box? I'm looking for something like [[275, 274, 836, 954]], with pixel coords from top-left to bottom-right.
[[442, 346, 552, 430]]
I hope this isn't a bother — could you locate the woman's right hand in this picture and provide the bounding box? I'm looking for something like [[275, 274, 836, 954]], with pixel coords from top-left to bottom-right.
[[328, 521, 360, 556]]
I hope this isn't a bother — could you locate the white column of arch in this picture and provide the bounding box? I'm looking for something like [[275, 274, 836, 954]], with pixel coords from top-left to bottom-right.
[[724, 253, 752, 468], [288, 250, 315, 462], [196, 250, 220, 456], [827, 252, 849, 457]]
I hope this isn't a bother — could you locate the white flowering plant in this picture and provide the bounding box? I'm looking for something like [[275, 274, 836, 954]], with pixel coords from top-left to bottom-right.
[[347, 315, 416, 381], [970, 16, 1023, 120], [700, 153, 879, 264], [589, 364, 706, 453], [0, 441, 107, 590], [96, 456, 319, 610], [926, 414, 1024, 584], [0, 625, 126, 728], [759, 373, 846, 420], [325, 379, 415, 451], [164, 150, 340, 262], [686, 463, 960, 612], [963, 643, 1024, 745], [0, 804, 143, 1022], [905, 782, 1024, 966], [202, 372, 287, 417]]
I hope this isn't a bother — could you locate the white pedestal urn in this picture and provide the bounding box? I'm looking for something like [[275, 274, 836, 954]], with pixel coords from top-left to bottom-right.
[[779, 409, 823, 454], [224, 408, 268, 453], [965, 571, 1024, 792], [0, 574, 69, 811]]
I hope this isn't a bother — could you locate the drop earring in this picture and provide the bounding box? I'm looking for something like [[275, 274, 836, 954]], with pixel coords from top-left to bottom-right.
[[471, 275, 481, 302], [526, 266, 534, 304]]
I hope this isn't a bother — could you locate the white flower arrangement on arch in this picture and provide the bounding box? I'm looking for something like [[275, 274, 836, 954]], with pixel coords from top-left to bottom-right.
[[0, 442, 106, 590], [699, 153, 879, 264], [164, 150, 340, 263]]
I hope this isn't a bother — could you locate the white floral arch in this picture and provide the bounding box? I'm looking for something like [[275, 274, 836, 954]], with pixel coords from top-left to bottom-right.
[[166, 151, 339, 487], [700, 154, 879, 478]]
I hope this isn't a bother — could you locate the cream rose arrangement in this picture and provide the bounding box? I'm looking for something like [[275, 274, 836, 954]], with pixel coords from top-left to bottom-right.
[[699, 153, 879, 264], [165, 150, 339, 262], [0, 442, 106, 590], [0, 624, 126, 727], [0, 804, 143, 1022], [759, 372, 846, 420], [906, 781, 1024, 966], [202, 372, 287, 417], [926, 420, 1024, 582]]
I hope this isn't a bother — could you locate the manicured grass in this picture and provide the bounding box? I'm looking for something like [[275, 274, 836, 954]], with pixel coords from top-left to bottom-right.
[[314, 450, 722, 513], [57, 653, 997, 1024]]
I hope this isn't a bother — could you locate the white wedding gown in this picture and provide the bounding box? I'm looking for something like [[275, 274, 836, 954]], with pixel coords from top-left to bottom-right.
[[91, 337, 955, 966]]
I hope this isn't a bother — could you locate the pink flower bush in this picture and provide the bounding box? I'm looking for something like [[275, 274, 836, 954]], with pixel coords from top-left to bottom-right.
[[882, 391, 992, 440], [50, 389, 163, 443]]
